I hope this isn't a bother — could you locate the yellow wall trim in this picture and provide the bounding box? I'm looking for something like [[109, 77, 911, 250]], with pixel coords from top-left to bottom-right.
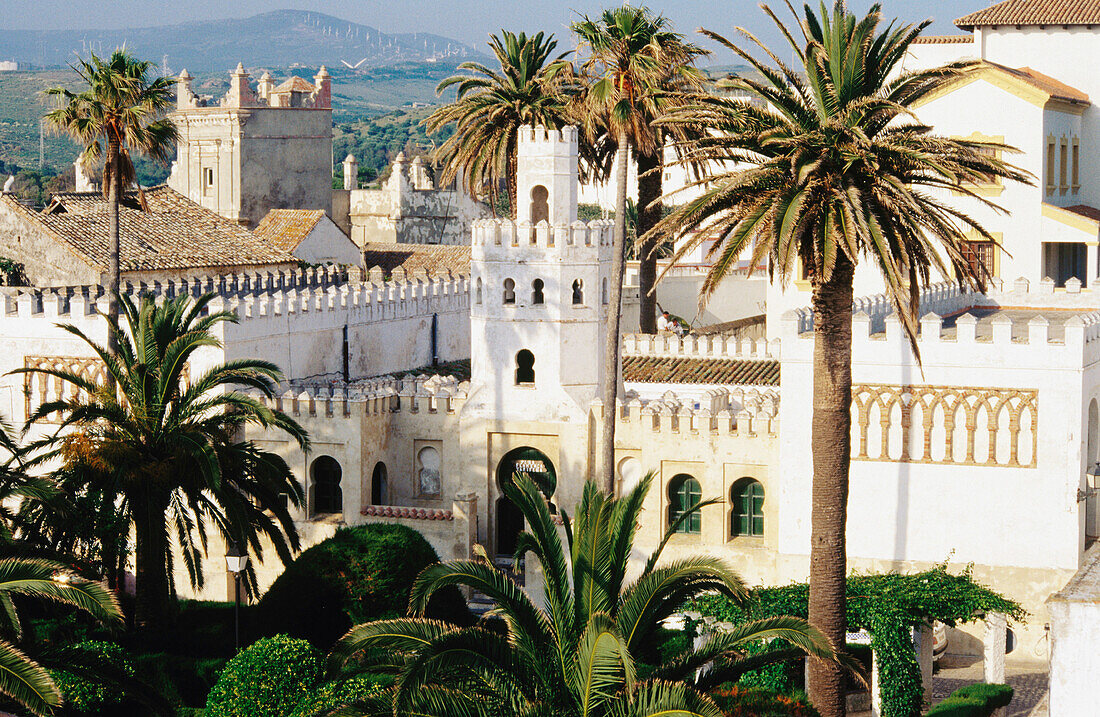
[[912, 65, 1089, 116], [1042, 203, 1100, 235]]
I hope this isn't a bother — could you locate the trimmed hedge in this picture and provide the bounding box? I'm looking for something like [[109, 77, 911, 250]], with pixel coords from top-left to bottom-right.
[[288, 674, 391, 717], [49, 641, 135, 716], [926, 683, 1013, 717], [203, 635, 322, 717], [709, 685, 821, 717], [256, 524, 471, 647]]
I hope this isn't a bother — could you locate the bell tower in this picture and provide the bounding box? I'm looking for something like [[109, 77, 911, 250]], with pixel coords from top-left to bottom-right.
[[465, 125, 613, 422]]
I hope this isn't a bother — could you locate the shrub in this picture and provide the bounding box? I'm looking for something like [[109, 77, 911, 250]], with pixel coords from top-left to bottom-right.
[[49, 640, 136, 716], [926, 683, 1013, 717], [709, 685, 821, 717], [256, 524, 471, 647], [203, 635, 322, 717], [131, 652, 227, 708], [288, 674, 391, 717]]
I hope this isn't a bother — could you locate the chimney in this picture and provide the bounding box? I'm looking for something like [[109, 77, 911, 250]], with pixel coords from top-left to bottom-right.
[[313, 65, 331, 108], [343, 154, 358, 190], [176, 69, 196, 110]]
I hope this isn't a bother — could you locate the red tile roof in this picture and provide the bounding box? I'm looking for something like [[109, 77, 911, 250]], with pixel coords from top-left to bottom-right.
[[361, 243, 471, 275], [1063, 204, 1100, 221], [253, 209, 326, 251], [622, 356, 780, 386], [957, 0, 1100, 28], [912, 35, 974, 44]]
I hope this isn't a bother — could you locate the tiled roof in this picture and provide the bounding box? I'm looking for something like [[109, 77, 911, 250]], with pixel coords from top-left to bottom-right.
[[253, 209, 326, 251], [1063, 204, 1100, 221], [361, 242, 471, 275], [1000, 64, 1091, 103], [622, 356, 780, 386], [956, 0, 1100, 27], [273, 76, 316, 93], [912, 35, 974, 43], [3, 186, 297, 273]]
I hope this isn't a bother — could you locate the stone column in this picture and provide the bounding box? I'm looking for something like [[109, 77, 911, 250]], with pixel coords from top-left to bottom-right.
[[870, 650, 882, 717], [452, 492, 478, 601], [914, 624, 934, 706], [983, 612, 1008, 717]]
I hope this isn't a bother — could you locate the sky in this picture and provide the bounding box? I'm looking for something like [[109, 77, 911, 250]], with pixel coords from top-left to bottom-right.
[[0, 0, 982, 56]]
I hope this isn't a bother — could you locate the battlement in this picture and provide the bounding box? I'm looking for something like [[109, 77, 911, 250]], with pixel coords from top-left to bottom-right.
[[471, 218, 613, 253], [613, 386, 779, 438], [623, 332, 780, 361], [517, 125, 579, 152], [176, 64, 332, 111]]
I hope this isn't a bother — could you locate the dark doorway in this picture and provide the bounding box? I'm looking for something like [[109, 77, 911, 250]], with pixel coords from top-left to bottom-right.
[[495, 447, 556, 555]]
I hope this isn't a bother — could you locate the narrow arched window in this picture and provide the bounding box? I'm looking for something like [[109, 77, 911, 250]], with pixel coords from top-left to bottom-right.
[[532, 278, 545, 305], [310, 456, 343, 515], [503, 278, 516, 304], [730, 478, 764, 537], [417, 445, 441, 496], [601, 277, 609, 305], [572, 279, 584, 305], [370, 462, 388, 505], [668, 474, 701, 534], [530, 185, 549, 224], [475, 277, 483, 305], [515, 349, 535, 385]]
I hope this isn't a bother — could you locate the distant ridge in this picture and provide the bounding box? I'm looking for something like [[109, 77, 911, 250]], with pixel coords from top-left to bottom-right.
[[0, 10, 481, 72]]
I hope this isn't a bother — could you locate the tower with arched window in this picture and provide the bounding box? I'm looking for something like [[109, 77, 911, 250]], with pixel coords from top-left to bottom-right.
[[467, 125, 615, 422]]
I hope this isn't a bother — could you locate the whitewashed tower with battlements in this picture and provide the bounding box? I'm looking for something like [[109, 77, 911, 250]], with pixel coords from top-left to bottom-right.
[[464, 125, 614, 422], [167, 63, 333, 227]]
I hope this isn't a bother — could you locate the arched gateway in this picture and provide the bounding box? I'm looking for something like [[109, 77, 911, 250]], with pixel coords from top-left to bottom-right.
[[495, 447, 556, 555]]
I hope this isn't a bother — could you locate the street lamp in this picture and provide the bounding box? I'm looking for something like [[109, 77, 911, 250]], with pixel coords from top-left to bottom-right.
[[225, 542, 249, 652]]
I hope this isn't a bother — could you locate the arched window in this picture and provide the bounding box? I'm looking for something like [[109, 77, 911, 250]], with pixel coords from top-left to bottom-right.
[[601, 277, 609, 305], [515, 349, 535, 385], [530, 184, 549, 224], [310, 456, 343, 515], [503, 278, 516, 305], [668, 474, 701, 534], [617, 456, 641, 495], [730, 478, 764, 537], [370, 462, 388, 505], [572, 279, 584, 305], [417, 445, 441, 496], [532, 278, 545, 305], [475, 277, 483, 305]]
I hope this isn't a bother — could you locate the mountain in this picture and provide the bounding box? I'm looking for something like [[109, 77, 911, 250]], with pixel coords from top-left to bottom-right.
[[0, 10, 482, 73]]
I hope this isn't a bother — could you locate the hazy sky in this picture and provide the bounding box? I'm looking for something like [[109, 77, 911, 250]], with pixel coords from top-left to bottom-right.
[[0, 1, 980, 53]]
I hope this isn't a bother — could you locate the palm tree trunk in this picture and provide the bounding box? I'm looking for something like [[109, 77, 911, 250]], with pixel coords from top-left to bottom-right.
[[636, 149, 662, 334], [598, 133, 630, 494], [806, 253, 855, 717], [106, 140, 120, 364], [133, 489, 173, 630], [507, 141, 518, 221]]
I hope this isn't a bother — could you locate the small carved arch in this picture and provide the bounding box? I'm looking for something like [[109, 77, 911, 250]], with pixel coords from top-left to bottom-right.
[[310, 455, 343, 515], [572, 279, 584, 305], [515, 349, 535, 385], [532, 278, 545, 305], [475, 277, 483, 305], [503, 278, 516, 304], [370, 462, 388, 505]]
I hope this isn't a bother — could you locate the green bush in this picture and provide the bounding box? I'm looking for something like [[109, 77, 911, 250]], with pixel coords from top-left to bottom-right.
[[709, 685, 821, 717], [203, 635, 321, 717], [926, 683, 1013, 717], [49, 640, 135, 716], [256, 524, 471, 647], [288, 674, 391, 717]]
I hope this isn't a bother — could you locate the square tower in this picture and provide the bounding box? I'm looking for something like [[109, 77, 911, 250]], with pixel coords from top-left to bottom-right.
[[167, 64, 333, 227], [516, 126, 578, 226]]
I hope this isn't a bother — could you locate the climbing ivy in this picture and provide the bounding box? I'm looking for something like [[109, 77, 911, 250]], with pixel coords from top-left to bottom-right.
[[690, 565, 1025, 717], [0, 257, 27, 286]]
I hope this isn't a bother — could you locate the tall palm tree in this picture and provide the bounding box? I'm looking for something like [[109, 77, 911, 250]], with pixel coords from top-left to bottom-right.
[[572, 7, 703, 491], [328, 473, 841, 716], [14, 292, 310, 629], [424, 31, 573, 217], [44, 50, 178, 360], [648, 2, 1028, 714], [0, 558, 122, 715]]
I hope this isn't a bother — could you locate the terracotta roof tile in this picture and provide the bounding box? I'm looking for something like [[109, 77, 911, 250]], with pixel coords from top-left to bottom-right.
[[361, 243, 471, 275], [957, 0, 1100, 27], [273, 76, 317, 93], [622, 356, 780, 386], [976, 61, 1091, 104], [1063, 204, 1100, 221], [253, 209, 326, 251], [3, 186, 297, 273], [912, 34, 974, 44]]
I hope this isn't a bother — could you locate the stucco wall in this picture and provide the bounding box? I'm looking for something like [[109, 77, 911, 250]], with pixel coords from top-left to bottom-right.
[[0, 201, 99, 286]]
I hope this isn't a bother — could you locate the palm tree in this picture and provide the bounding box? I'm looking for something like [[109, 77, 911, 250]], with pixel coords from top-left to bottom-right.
[[648, 2, 1028, 714], [424, 31, 573, 217], [0, 558, 122, 715], [572, 7, 703, 491], [328, 473, 840, 716], [44, 50, 178, 360], [14, 292, 310, 629]]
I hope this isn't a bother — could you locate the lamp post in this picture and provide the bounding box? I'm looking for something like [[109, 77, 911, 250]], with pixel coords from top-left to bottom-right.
[[225, 542, 249, 652]]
